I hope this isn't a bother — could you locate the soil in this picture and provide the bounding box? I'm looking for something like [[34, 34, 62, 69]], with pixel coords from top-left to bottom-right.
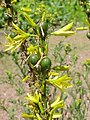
[[0, 30, 90, 120]]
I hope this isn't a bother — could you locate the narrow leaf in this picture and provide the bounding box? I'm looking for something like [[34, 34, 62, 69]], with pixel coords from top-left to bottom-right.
[[53, 65, 69, 71], [51, 31, 75, 36], [52, 113, 61, 118], [48, 71, 59, 77], [76, 27, 88, 31], [21, 7, 31, 12], [60, 22, 74, 31], [51, 96, 60, 108], [5, 45, 14, 52], [22, 75, 29, 82], [38, 102, 44, 114], [12, 22, 26, 34], [36, 113, 42, 120], [51, 22, 74, 35], [22, 113, 36, 118], [23, 12, 36, 27], [26, 93, 38, 103]]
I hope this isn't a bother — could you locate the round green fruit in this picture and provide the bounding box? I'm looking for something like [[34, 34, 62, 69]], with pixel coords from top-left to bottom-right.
[[86, 32, 90, 39], [40, 57, 51, 72], [28, 54, 40, 66]]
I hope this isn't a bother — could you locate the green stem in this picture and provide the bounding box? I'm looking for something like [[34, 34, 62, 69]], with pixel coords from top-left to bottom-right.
[[44, 81, 47, 110], [60, 92, 64, 120], [42, 74, 47, 112]]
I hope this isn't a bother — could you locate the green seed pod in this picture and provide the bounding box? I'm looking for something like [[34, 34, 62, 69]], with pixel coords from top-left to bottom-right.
[[86, 32, 90, 39], [40, 57, 51, 72], [28, 54, 40, 66]]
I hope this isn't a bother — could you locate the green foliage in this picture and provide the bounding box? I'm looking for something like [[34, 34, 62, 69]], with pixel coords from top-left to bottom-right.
[[0, 7, 5, 28], [3, 6, 76, 119], [0, 0, 87, 30]]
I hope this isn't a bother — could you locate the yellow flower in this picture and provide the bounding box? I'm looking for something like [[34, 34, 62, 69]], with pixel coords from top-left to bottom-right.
[[27, 44, 39, 55]]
